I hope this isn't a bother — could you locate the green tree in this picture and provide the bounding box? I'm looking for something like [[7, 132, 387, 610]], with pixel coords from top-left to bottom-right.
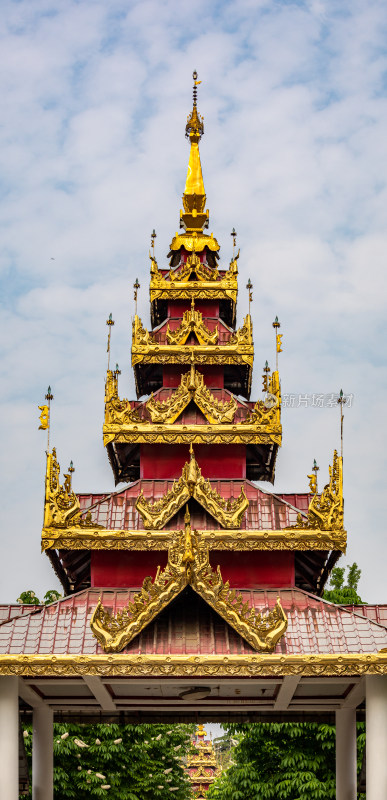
[[21, 722, 194, 800], [323, 563, 364, 605], [17, 589, 62, 605], [208, 722, 365, 800]]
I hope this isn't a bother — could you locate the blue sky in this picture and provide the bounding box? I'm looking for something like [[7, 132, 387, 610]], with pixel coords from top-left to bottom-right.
[[0, 0, 387, 602]]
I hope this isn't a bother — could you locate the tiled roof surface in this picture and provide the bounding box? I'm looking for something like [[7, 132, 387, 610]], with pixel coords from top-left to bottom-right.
[[343, 605, 387, 628], [0, 605, 40, 626], [1, 589, 387, 656], [78, 483, 310, 531]]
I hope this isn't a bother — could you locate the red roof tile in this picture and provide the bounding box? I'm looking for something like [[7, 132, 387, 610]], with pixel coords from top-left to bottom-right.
[[1, 589, 386, 657], [78, 482, 310, 531]]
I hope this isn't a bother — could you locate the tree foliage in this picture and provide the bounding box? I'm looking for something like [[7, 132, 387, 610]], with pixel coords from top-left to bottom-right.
[[21, 722, 194, 800], [323, 563, 364, 605], [17, 589, 62, 605], [208, 722, 365, 800]]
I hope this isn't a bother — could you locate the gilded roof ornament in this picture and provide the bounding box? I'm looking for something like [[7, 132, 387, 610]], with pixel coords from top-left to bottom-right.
[[90, 509, 287, 653], [43, 449, 102, 531], [288, 450, 344, 532], [135, 445, 249, 529], [181, 72, 208, 233]]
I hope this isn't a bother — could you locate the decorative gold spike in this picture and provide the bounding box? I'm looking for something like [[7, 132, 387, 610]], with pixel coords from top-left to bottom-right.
[[135, 448, 249, 529], [90, 519, 287, 654]]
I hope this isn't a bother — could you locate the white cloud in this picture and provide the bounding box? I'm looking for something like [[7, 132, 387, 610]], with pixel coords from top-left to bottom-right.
[[0, 0, 387, 603]]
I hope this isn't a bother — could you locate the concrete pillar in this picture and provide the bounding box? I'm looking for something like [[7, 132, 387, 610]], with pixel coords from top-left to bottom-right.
[[0, 676, 19, 800], [366, 675, 387, 800], [32, 706, 53, 800], [336, 708, 357, 800]]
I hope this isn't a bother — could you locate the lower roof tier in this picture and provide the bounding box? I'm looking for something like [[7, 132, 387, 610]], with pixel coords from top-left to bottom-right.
[[2, 588, 386, 657]]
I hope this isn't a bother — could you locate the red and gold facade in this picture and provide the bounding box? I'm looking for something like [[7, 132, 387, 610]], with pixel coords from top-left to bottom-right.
[[40, 77, 346, 655]]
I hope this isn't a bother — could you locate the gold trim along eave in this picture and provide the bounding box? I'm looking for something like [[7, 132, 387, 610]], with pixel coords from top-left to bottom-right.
[[1, 651, 386, 677], [41, 527, 347, 553], [131, 343, 253, 368], [103, 423, 281, 447]]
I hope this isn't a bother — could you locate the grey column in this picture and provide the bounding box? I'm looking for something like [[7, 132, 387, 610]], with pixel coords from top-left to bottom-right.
[[336, 708, 357, 800], [0, 675, 19, 800], [32, 706, 54, 800], [366, 675, 387, 800]]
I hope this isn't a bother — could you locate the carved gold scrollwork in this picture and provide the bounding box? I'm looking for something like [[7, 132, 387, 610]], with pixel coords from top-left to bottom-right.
[[146, 364, 237, 424], [90, 509, 287, 653], [166, 301, 219, 346], [287, 450, 344, 532], [169, 253, 219, 283], [243, 369, 281, 427], [43, 449, 102, 530], [132, 315, 155, 346], [135, 446, 249, 529], [104, 371, 142, 426]]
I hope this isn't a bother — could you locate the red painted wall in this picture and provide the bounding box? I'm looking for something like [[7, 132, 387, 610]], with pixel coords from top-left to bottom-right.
[[140, 444, 246, 480], [209, 551, 295, 589], [167, 301, 219, 317], [91, 550, 295, 589], [163, 365, 224, 388], [91, 550, 168, 588]]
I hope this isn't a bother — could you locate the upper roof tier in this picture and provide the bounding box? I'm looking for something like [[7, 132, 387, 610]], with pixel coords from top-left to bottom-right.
[[149, 77, 239, 328]]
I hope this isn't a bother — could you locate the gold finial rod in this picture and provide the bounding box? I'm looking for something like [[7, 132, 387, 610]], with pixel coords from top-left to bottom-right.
[[44, 386, 53, 451], [307, 459, 319, 494], [106, 313, 115, 371], [337, 389, 347, 459], [151, 229, 156, 256], [272, 316, 282, 372], [246, 279, 253, 316], [262, 361, 270, 393], [231, 228, 237, 259], [133, 279, 140, 315]]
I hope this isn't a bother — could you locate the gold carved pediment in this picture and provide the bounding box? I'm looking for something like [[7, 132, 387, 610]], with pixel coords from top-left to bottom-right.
[[135, 445, 248, 529], [90, 509, 288, 654], [146, 364, 237, 425], [166, 301, 219, 346]]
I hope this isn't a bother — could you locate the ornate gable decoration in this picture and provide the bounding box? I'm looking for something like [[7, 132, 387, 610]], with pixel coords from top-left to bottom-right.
[[90, 509, 288, 653], [288, 450, 344, 532], [166, 300, 219, 346], [43, 449, 102, 531], [146, 363, 237, 424], [135, 446, 249, 529], [149, 253, 239, 305]]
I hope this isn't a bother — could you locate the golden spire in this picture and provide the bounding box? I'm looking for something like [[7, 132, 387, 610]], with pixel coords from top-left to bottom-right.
[[181, 71, 209, 233]]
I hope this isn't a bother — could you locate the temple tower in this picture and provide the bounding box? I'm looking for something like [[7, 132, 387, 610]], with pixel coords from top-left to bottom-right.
[[187, 724, 218, 797]]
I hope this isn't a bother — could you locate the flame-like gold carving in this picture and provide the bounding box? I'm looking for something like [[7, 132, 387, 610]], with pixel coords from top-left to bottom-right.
[[104, 371, 142, 426], [243, 370, 281, 428], [146, 364, 237, 424], [149, 254, 238, 306], [135, 446, 249, 529], [90, 509, 287, 653], [169, 252, 219, 283], [43, 449, 102, 530], [132, 311, 253, 369], [166, 301, 219, 346], [288, 450, 344, 531]]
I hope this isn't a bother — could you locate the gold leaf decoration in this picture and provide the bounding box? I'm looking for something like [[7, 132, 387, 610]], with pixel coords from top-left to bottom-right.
[[135, 446, 249, 529], [90, 509, 287, 653]]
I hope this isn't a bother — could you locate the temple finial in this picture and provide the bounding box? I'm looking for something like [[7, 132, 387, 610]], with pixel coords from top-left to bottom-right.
[[181, 72, 208, 233]]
